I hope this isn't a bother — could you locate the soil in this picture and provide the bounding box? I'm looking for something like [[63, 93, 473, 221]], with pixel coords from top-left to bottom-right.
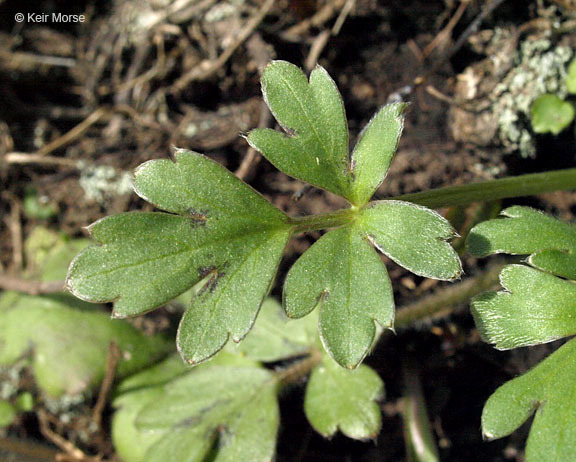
[[1, 0, 575, 460]]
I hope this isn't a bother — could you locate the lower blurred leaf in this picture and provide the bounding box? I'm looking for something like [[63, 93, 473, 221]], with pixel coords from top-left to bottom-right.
[[113, 353, 280, 462], [0, 291, 170, 397], [235, 297, 318, 362], [304, 355, 384, 440], [0, 400, 17, 428]]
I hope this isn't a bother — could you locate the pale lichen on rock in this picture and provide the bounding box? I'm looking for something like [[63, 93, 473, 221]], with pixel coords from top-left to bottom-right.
[[451, 18, 575, 158], [79, 165, 133, 204]]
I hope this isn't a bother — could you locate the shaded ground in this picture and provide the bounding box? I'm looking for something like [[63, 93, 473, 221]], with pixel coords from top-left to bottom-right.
[[1, 0, 575, 460]]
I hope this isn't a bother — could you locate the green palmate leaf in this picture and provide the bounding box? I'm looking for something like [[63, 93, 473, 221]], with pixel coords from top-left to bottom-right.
[[235, 297, 318, 362], [482, 338, 576, 461], [175, 227, 290, 363], [247, 61, 351, 200], [468, 206, 576, 279], [113, 355, 279, 462], [470, 207, 576, 459], [471, 265, 576, 350], [67, 150, 292, 364], [68, 212, 211, 315], [529, 249, 576, 280], [359, 201, 462, 280], [0, 292, 169, 397], [304, 356, 384, 440], [247, 61, 406, 206], [132, 149, 287, 221], [530, 94, 575, 135], [284, 224, 394, 368]]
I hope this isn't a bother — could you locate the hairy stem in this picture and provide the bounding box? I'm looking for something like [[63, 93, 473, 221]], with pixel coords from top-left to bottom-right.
[[275, 348, 323, 387], [391, 168, 576, 209], [289, 208, 357, 233], [401, 354, 440, 462], [273, 266, 503, 382], [289, 169, 576, 233], [394, 263, 504, 329]]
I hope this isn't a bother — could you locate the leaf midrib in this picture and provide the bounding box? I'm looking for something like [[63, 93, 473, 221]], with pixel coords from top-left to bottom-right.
[[82, 226, 288, 280]]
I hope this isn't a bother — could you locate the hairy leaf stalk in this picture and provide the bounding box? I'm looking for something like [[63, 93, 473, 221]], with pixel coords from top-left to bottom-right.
[[393, 168, 576, 209]]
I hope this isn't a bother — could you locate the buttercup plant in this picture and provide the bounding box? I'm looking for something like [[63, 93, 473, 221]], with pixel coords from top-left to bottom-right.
[[67, 60, 462, 369], [66, 60, 576, 370], [62, 60, 576, 459]]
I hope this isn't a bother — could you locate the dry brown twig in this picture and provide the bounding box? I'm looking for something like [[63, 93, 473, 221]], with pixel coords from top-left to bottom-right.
[[236, 100, 272, 180], [0, 49, 76, 73], [304, 0, 356, 72], [108, 32, 172, 97], [422, 0, 470, 58], [235, 33, 274, 180], [305, 30, 331, 72], [4, 152, 81, 168], [172, 0, 276, 92], [143, 0, 218, 29], [92, 342, 121, 430], [0, 275, 64, 295], [3, 103, 167, 170], [38, 410, 101, 462], [283, 0, 347, 39], [388, 0, 508, 102], [35, 107, 108, 157], [0, 436, 59, 461], [8, 197, 23, 272]]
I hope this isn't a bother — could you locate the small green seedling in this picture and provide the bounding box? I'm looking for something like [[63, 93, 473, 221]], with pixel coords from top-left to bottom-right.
[[67, 60, 461, 370], [530, 57, 576, 135], [467, 206, 576, 460]]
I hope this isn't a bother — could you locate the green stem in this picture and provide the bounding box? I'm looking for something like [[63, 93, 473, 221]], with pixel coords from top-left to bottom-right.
[[394, 263, 503, 329], [274, 348, 323, 387], [402, 355, 440, 462], [389, 168, 576, 209], [288, 169, 576, 233], [289, 208, 357, 233], [274, 266, 503, 385]]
